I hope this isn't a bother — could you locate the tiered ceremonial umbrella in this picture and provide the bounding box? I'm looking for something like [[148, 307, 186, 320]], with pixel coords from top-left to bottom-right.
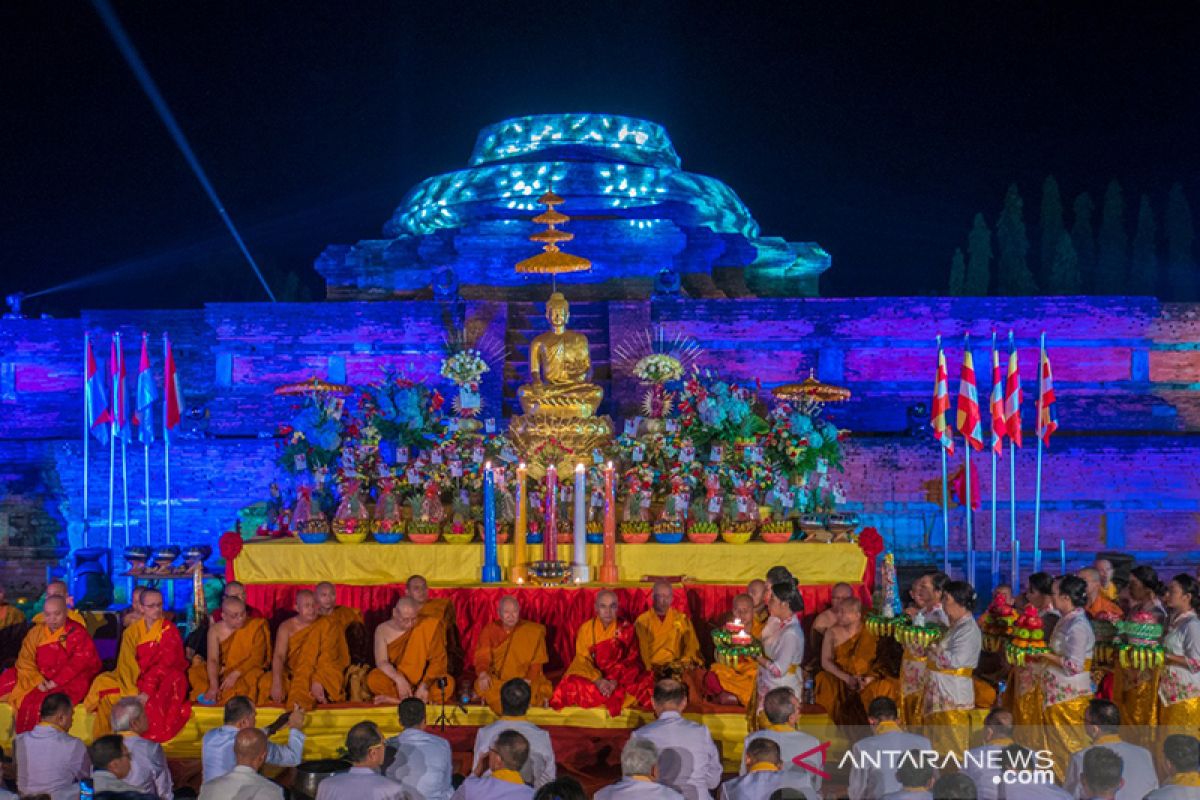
[[273, 378, 353, 396], [515, 192, 592, 289], [772, 369, 851, 411]]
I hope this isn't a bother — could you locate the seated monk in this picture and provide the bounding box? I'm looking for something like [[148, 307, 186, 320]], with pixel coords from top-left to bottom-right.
[[0, 596, 101, 733], [634, 581, 703, 701], [33, 580, 86, 628], [123, 587, 146, 629], [189, 597, 271, 706], [705, 593, 759, 706], [405, 575, 463, 677], [0, 584, 24, 631], [814, 598, 895, 730], [804, 582, 855, 674], [315, 581, 368, 665], [365, 597, 455, 704], [746, 580, 770, 639], [0, 584, 29, 667], [259, 589, 348, 710], [473, 596, 552, 714], [84, 588, 191, 742], [214, 582, 263, 622], [550, 590, 653, 716]]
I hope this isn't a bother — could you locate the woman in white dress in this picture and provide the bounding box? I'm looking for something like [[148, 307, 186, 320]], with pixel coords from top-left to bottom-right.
[[900, 571, 949, 729], [1034, 574, 1095, 781], [1158, 574, 1200, 744], [923, 579, 982, 757], [755, 580, 806, 707], [1008, 571, 1057, 753], [1115, 565, 1166, 749]]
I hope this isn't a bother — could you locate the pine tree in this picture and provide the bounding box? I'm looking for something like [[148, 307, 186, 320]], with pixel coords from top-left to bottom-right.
[[1071, 192, 1096, 292], [1040, 176, 1065, 288], [1096, 180, 1128, 294], [948, 248, 966, 295], [1129, 195, 1159, 297], [996, 184, 1037, 295], [1047, 232, 1081, 294], [965, 213, 993, 295], [1165, 183, 1197, 301]]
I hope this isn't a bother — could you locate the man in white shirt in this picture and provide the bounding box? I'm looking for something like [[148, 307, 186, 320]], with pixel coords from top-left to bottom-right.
[[962, 708, 1016, 800], [741, 687, 825, 797], [201, 694, 305, 783], [995, 744, 1073, 800], [90, 734, 152, 797], [722, 738, 816, 800], [1145, 734, 1200, 800], [13, 692, 91, 799], [596, 738, 683, 799], [630, 679, 721, 800], [847, 697, 933, 800], [386, 697, 452, 800], [1064, 700, 1157, 800], [452, 730, 534, 800], [472, 678, 556, 788], [199, 728, 284, 800], [317, 721, 404, 799], [112, 696, 174, 799]]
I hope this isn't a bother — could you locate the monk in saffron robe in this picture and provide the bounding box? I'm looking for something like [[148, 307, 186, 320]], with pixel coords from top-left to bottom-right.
[[315, 581, 368, 665], [406, 574, 463, 676], [213, 581, 264, 622], [0, 584, 28, 667], [705, 593, 759, 706], [365, 597, 454, 704], [747, 580, 770, 640], [0, 596, 101, 733], [473, 596, 552, 714], [803, 582, 856, 676], [85, 588, 191, 742], [634, 581, 704, 704], [0, 585, 27, 630], [550, 590, 653, 716], [188, 597, 270, 705], [33, 580, 87, 628], [814, 598, 893, 730], [261, 589, 348, 710], [1080, 568, 1124, 621]]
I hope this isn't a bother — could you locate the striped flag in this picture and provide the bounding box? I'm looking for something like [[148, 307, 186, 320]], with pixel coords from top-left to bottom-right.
[[164, 335, 184, 436], [1004, 335, 1023, 447], [85, 335, 111, 444], [134, 332, 158, 445], [989, 342, 1006, 455], [1036, 340, 1058, 446], [110, 335, 132, 443], [957, 341, 984, 451], [932, 340, 954, 454]]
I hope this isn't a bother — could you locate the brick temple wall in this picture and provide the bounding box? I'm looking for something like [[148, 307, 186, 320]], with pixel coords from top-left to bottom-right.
[[1, 296, 1197, 575]]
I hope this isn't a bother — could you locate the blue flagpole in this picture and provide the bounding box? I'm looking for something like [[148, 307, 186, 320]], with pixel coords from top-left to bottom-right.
[[1033, 332, 1045, 574], [83, 333, 90, 539], [937, 335, 951, 575], [108, 334, 117, 550], [990, 332, 999, 589], [963, 333, 975, 585], [1008, 331, 1019, 591]]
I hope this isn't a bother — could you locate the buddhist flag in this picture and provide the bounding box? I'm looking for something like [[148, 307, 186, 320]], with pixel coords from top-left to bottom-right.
[[932, 340, 954, 454], [134, 332, 158, 445], [989, 342, 1006, 455], [164, 334, 184, 436], [1004, 334, 1023, 447], [110, 334, 132, 443], [85, 334, 111, 444], [956, 340, 984, 451], [1036, 338, 1058, 446]]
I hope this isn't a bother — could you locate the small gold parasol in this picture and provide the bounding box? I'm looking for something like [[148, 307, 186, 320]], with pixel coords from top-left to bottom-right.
[[273, 378, 353, 396], [773, 369, 851, 404], [516, 192, 592, 282]]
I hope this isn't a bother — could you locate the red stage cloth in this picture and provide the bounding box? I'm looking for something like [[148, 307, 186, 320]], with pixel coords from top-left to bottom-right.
[[243, 582, 868, 674]]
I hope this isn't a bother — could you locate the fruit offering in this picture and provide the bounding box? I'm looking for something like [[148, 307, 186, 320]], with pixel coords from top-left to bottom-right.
[[620, 520, 651, 544], [1092, 612, 1121, 666], [980, 593, 1019, 651], [1005, 605, 1049, 666], [712, 626, 763, 666], [1115, 610, 1165, 670], [686, 520, 718, 544], [759, 519, 793, 543]]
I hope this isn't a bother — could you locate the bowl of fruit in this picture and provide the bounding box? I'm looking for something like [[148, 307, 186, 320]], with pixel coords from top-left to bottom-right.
[[586, 522, 604, 545], [407, 521, 441, 544], [686, 521, 719, 544], [442, 521, 476, 545], [652, 521, 684, 544], [720, 521, 756, 544], [759, 519, 794, 544], [333, 519, 370, 544], [620, 521, 651, 544]]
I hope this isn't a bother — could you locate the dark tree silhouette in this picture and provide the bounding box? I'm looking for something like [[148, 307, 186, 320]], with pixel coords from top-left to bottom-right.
[[948, 247, 966, 296], [1165, 183, 1197, 301], [1039, 176, 1065, 289], [996, 184, 1037, 295], [965, 213, 993, 296], [1071, 193, 1097, 292], [1130, 194, 1159, 297], [1096, 180, 1128, 294]]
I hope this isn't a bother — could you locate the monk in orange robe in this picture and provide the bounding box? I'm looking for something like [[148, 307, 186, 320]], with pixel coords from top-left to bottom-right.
[[0, 584, 27, 630], [814, 598, 892, 730], [705, 593, 759, 706], [33, 580, 87, 628], [189, 597, 271, 705], [315, 581, 368, 665], [84, 588, 191, 742], [1080, 568, 1124, 620], [261, 589, 348, 710], [473, 596, 552, 714], [0, 584, 28, 666], [406, 574, 463, 676], [804, 582, 856, 675], [213, 581, 264, 622], [747, 580, 770, 639], [0, 596, 101, 733], [550, 590, 653, 716], [365, 597, 454, 704]]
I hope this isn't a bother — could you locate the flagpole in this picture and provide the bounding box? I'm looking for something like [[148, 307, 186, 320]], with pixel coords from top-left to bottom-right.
[[1007, 331, 1019, 591], [108, 335, 117, 550], [144, 441, 151, 544], [937, 335, 951, 575], [121, 437, 130, 547], [1033, 331, 1045, 574], [164, 333, 172, 545], [963, 333, 975, 585], [990, 332, 999, 588], [83, 333, 90, 540]]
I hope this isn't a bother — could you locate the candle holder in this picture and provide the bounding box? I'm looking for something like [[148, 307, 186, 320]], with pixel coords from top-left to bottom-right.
[[529, 559, 572, 585]]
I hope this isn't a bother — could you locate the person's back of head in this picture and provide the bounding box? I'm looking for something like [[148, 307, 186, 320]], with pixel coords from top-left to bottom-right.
[[1162, 734, 1200, 775], [223, 694, 255, 727], [620, 737, 659, 778], [398, 697, 426, 730], [532, 776, 587, 800], [651, 678, 687, 713], [867, 696, 899, 726], [982, 708, 1013, 741], [1085, 699, 1121, 736], [233, 727, 269, 771], [894, 750, 935, 790], [39, 691, 72, 723], [1081, 746, 1124, 798], [345, 721, 384, 765], [768, 790, 808, 800], [111, 696, 146, 734], [744, 736, 781, 769], [763, 687, 797, 726], [932, 772, 978, 800], [493, 729, 531, 773], [90, 734, 126, 774], [500, 678, 532, 717]]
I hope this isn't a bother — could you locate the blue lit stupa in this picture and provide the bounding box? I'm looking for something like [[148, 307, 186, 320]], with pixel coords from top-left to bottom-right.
[[316, 113, 830, 299]]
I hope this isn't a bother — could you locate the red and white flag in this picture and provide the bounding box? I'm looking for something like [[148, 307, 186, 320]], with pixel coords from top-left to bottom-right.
[[957, 340, 984, 451], [1036, 339, 1058, 446], [989, 341, 1006, 455], [1004, 335, 1023, 447], [932, 340, 954, 454], [164, 335, 185, 436]]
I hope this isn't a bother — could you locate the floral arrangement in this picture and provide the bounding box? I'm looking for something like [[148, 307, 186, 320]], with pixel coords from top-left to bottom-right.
[[677, 371, 769, 447], [364, 373, 444, 449], [763, 403, 846, 481], [440, 349, 489, 388], [278, 396, 345, 476], [634, 353, 684, 384]]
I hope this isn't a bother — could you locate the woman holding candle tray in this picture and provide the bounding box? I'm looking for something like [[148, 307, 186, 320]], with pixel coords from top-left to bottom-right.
[[755, 581, 805, 711], [1034, 575, 1096, 781], [1114, 565, 1165, 748], [899, 571, 949, 730], [922, 580, 982, 757]]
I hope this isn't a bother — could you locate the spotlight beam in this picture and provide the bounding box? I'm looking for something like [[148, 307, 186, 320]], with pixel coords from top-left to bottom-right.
[[90, 0, 277, 302]]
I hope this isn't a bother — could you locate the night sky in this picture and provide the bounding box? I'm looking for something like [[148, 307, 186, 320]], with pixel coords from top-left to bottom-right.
[[3, 2, 1198, 313]]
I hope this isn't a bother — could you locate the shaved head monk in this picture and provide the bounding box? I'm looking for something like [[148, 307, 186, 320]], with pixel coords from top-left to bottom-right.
[[473, 596, 551, 713], [213, 582, 262, 623], [746, 580, 769, 637], [85, 588, 190, 741], [406, 575, 463, 677], [550, 590, 653, 716], [261, 590, 348, 710], [635, 582, 701, 674], [0, 596, 102, 733], [705, 592, 759, 706], [34, 580, 85, 627], [366, 597, 454, 704], [190, 597, 271, 705], [314, 581, 367, 665]]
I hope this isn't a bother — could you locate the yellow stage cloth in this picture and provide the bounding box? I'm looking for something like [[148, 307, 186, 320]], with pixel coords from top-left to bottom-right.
[[233, 540, 866, 586]]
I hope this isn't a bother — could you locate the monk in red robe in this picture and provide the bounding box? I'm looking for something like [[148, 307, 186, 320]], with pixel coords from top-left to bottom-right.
[[84, 588, 191, 742], [0, 596, 101, 733], [550, 590, 653, 716], [473, 596, 552, 713]]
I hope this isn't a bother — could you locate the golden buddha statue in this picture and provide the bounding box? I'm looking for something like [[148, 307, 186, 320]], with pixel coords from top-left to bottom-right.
[[518, 292, 604, 417]]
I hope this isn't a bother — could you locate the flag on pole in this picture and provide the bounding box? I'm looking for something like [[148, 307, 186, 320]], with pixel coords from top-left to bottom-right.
[[1036, 340, 1059, 446], [1004, 336, 1023, 447], [957, 341, 984, 451], [932, 341, 954, 454], [951, 463, 981, 511], [164, 335, 184, 436], [989, 343, 1006, 455], [110, 336, 132, 443], [85, 336, 112, 444], [134, 333, 158, 445]]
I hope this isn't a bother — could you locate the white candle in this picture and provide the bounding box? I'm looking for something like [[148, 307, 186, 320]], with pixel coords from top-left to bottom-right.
[[573, 463, 589, 582]]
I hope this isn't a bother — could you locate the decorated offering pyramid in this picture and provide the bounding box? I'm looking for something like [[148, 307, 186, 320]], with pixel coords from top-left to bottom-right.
[[1005, 605, 1049, 666], [980, 593, 1019, 651], [712, 617, 763, 665], [1115, 610, 1165, 669], [1092, 611, 1121, 665]]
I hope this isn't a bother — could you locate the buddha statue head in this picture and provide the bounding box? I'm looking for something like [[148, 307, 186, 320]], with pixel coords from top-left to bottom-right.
[[545, 291, 570, 332]]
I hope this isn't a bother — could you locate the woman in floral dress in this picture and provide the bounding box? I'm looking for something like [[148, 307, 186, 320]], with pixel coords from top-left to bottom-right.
[[922, 580, 982, 756], [899, 571, 948, 730], [1035, 574, 1096, 781], [1158, 575, 1200, 746]]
